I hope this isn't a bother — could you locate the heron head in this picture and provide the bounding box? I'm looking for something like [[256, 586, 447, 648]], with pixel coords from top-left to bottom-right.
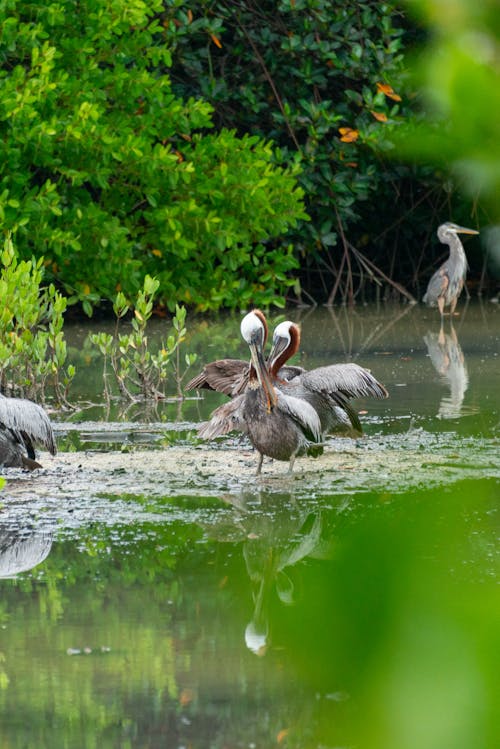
[[438, 222, 479, 243]]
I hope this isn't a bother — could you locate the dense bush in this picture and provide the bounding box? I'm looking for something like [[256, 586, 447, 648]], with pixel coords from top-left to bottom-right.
[[2, 1, 493, 312], [164, 0, 493, 300], [0, 0, 307, 312], [163, 0, 422, 300]]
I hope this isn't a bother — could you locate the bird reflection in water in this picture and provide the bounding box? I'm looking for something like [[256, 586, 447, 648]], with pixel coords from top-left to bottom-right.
[[0, 526, 53, 578], [424, 325, 477, 419], [204, 491, 335, 656]]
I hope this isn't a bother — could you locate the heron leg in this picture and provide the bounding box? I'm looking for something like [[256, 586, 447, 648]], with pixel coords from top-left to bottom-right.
[[449, 296, 458, 316], [255, 453, 263, 475], [437, 296, 445, 318], [287, 454, 296, 474]]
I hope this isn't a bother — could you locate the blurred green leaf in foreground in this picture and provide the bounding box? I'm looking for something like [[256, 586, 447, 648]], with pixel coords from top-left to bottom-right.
[[400, 0, 500, 213]]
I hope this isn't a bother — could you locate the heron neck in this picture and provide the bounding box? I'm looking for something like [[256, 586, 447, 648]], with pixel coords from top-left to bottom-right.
[[447, 235, 466, 261]]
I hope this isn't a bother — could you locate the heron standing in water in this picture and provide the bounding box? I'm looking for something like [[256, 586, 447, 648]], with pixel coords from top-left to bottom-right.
[[423, 222, 479, 317], [0, 393, 57, 469]]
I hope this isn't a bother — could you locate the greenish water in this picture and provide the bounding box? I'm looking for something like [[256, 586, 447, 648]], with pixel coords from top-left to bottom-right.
[[0, 302, 499, 748]]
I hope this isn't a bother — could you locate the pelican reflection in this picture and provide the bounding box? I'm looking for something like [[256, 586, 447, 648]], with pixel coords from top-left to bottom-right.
[[203, 491, 337, 656], [0, 526, 53, 578]]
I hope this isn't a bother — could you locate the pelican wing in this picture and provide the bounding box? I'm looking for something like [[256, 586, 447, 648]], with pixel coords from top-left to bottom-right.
[[186, 360, 305, 398], [0, 396, 57, 454], [197, 395, 247, 439], [329, 394, 363, 434], [276, 391, 322, 443], [185, 359, 250, 396], [301, 363, 388, 400]]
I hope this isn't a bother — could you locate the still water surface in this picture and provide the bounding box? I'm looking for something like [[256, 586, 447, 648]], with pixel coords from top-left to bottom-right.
[[1, 302, 499, 749]]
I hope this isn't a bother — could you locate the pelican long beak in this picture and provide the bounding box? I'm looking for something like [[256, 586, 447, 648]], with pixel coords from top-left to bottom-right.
[[455, 226, 479, 235], [249, 343, 278, 413], [266, 336, 288, 371]]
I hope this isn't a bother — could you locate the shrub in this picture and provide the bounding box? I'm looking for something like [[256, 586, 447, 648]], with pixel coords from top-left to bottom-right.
[[89, 276, 197, 401], [0, 233, 74, 404], [0, 0, 307, 312], [163, 0, 415, 299]]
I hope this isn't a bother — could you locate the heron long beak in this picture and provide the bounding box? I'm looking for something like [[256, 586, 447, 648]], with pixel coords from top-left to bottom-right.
[[455, 226, 479, 235], [249, 343, 278, 413]]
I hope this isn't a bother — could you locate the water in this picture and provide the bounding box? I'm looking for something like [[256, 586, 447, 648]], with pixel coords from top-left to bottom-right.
[[0, 302, 499, 749]]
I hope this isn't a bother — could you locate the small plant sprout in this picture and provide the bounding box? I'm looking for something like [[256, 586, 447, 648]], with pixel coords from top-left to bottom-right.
[[90, 275, 197, 402], [0, 233, 75, 405]]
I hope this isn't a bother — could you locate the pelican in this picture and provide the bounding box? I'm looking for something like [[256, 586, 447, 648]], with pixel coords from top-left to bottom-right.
[[267, 320, 388, 435], [423, 222, 479, 317], [185, 309, 302, 397], [0, 393, 57, 469], [198, 311, 323, 474]]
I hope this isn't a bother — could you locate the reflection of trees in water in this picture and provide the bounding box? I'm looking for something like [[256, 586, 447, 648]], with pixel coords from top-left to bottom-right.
[[0, 527, 53, 578], [424, 325, 477, 419]]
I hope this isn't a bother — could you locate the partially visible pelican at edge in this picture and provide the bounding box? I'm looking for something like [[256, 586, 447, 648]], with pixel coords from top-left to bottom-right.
[[423, 222, 479, 318], [0, 393, 57, 469]]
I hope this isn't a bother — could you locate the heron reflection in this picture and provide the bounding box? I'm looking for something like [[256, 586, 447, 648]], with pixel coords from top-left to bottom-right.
[[424, 326, 476, 419]]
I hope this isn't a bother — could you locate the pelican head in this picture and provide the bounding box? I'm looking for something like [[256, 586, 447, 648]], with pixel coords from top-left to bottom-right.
[[240, 310, 277, 411], [240, 310, 267, 348], [267, 321, 300, 373], [437, 222, 479, 243]]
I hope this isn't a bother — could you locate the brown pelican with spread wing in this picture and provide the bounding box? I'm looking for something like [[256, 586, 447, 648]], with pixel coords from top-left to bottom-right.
[[197, 311, 387, 474]]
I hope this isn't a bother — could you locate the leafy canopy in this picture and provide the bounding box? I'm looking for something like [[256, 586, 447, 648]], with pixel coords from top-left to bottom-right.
[[0, 0, 307, 312]]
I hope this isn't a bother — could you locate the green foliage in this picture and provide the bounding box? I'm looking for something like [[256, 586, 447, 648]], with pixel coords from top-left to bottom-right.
[[397, 0, 500, 219], [89, 275, 197, 400], [164, 1, 411, 267], [0, 233, 74, 403], [0, 0, 307, 312]]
